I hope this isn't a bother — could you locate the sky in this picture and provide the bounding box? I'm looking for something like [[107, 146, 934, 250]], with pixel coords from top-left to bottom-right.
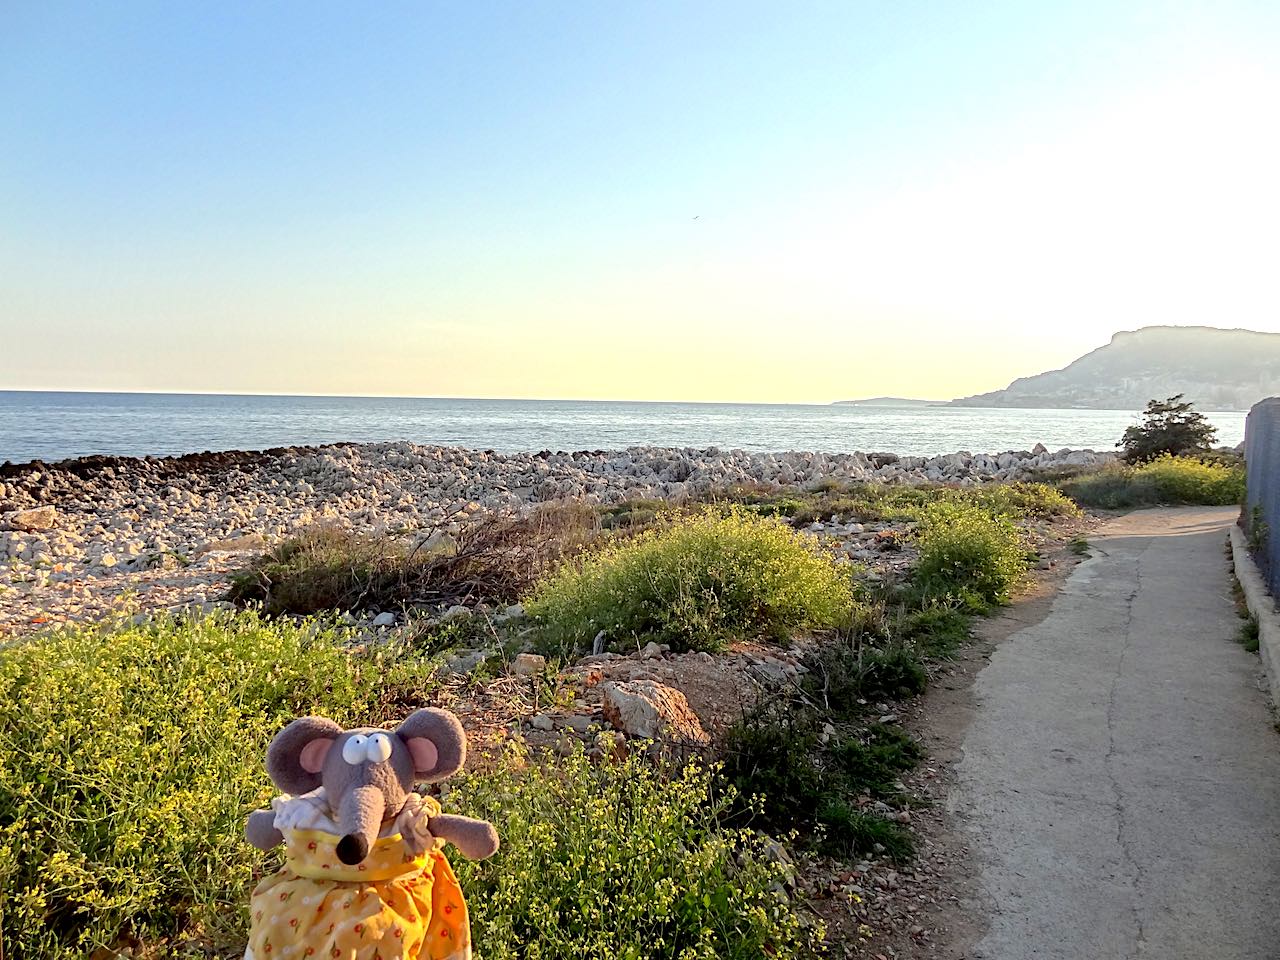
[[2, 1, 1278, 403]]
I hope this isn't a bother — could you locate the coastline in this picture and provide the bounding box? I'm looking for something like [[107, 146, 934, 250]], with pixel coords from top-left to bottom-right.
[[0, 440, 1114, 634]]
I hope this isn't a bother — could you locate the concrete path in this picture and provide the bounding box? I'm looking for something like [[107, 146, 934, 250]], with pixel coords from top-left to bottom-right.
[[955, 507, 1280, 959]]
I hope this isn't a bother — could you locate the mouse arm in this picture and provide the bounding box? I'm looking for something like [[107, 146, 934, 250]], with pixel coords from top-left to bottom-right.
[[428, 814, 499, 860], [245, 808, 284, 851]]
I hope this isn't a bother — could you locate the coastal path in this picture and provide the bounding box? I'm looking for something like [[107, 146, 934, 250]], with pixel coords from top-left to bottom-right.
[[953, 507, 1280, 959]]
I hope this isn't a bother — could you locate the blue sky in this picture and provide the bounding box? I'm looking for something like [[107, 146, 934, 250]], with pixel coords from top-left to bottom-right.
[[3, 2, 1277, 400]]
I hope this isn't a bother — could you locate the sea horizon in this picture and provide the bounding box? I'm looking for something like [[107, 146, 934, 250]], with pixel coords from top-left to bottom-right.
[[0, 390, 1247, 465], [2, 388, 952, 407]]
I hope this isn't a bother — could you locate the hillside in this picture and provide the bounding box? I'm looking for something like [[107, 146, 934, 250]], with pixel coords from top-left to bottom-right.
[[951, 326, 1280, 410]]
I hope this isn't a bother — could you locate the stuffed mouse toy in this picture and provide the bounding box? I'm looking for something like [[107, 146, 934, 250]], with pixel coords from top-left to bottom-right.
[[243, 708, 499, 960]]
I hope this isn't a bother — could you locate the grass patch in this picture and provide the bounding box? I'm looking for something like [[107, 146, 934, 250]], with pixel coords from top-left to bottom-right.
[[1060, 455, 1245, 509], [722, 704, 917, 863], [814, 799, 915, 862], [1239, 616, 1261, 653], [0, 615, 817, 959], [1246, 504, 1269, 554], [723, 480, 1079, 526], [896, 602, 973, 655], [525, 508, 855, 655], [0, 612, 439, 958], [229, 503, 601, 615], [451, 744, 820, 960]]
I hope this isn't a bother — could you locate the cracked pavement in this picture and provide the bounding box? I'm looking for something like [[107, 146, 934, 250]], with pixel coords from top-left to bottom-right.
[[954, 507, 1280, 959]]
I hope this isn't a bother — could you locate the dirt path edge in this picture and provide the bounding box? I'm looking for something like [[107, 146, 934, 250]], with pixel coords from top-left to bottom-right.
[[898, 536, 1089, 958]]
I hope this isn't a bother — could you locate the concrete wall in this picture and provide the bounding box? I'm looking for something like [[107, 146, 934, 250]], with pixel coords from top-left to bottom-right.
[[1244, 397, 1280, 597]]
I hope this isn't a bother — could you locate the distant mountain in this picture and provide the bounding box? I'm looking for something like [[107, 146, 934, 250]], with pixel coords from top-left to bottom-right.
[[950, 326, 1280, 411], [832, 397, 948, 407]]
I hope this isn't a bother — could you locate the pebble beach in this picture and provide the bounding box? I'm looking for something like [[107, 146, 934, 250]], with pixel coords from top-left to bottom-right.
[[0, 441, 1113, 633]]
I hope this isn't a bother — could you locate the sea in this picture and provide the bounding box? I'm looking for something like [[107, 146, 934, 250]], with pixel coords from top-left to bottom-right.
[[0, 391, 1248, 465]]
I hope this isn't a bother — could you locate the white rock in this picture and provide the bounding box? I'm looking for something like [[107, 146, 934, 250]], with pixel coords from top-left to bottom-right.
[[638, 641, 668, 660], [3, 506, 57, 531], [371, 612, 396, 627], [600, 680, 709, 745], [510, 653, 546, 677], [441, 649, 488, 676], [562, 714, 595, 734]]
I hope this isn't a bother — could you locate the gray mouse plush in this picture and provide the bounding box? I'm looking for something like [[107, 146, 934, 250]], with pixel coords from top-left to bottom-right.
[[242, 708, 498, 960], [245, 708, 498, 863]]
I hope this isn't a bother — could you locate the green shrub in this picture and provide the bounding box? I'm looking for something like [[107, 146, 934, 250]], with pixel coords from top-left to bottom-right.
[[525, 509, 855, 655], [1140, 455, 1245, 504], [722, 706, 916, 862], [832, 723, 924, 798], [0, 612, 439, 959], [599, 498, 671, 530], [912, 503, 1029, 610], [809, 641, 928, 713], [722, 704, 827, 817], [1061, 456, 1245, 509], [451, 744, 820, 960], [955, 482, 1081, 522]]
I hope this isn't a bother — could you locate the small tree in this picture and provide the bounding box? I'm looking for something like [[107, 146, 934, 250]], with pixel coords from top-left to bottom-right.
[[1120, 394, 1217, 463]]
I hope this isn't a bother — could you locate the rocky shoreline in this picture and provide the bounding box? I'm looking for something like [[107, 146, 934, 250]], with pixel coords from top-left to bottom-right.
[[0, 441, 1113, 633]]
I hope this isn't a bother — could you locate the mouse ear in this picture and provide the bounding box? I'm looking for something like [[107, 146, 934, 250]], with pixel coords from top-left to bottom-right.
[[266, 716, 343, 794], [395, 708, 466, 781]]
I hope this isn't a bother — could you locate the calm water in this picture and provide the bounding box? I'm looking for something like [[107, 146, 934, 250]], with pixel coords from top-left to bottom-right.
[[0, 392, 1247, 464]]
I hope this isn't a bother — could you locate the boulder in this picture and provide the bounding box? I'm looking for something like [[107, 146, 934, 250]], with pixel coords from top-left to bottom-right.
[[510, 653, 546, 677], [600, 680, 710, 746], [3, 506, 56, 531], [749, 659, 792, 686], [637, 641, 668, 660]]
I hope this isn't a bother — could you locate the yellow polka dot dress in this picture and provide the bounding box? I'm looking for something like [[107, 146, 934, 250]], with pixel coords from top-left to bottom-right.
[[245, 793, 471, 960]]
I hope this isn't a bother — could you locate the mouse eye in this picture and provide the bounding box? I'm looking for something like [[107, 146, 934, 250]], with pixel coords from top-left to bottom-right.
[[342, 734, 368, 765], [366, 733, 393, 763]]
